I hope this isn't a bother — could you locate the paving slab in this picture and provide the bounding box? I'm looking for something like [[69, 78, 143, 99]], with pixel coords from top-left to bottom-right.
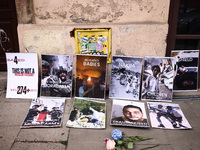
[[0, 126, 20, 150], [0, 98, 31, 126], [11, 142, 66, 150]]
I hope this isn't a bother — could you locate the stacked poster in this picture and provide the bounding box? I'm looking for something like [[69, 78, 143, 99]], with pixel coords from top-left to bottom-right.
[[171, 50, 199, 91], [66, 98, 106, 129], [75, 55, 107, 99], [6, 53, 38, 98], [40, 54, 73, 98], [110, 99, 149, 128], [141, 56, 175, 101], [147, 102, 192, 129], [21, 98, 65, 128], [109, 56, 143, 100]]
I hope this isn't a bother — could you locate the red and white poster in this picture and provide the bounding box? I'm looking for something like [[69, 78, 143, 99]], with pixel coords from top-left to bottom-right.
[[6, 53, 38, 98]]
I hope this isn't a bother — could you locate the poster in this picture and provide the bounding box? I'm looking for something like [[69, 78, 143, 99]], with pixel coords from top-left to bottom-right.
[[6, 53, 38, 98], [147, 102, 192, 129], [109, 56, 143, 100], [66, 98, 106, 129], [21, 98, 65, 128], [110, 99, 149, 128], [141, 56, 175, 101], [171, 50, 199, 91], [40, 54, 73, 98], [75, 28, 112, 63], [75, 54, 107, 100]]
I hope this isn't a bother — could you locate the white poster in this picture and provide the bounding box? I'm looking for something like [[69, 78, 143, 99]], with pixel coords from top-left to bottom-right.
[[6, 53, 38, 98]]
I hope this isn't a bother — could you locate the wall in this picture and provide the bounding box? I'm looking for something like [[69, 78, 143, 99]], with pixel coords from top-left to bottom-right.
[[16, 0, 170, 87]]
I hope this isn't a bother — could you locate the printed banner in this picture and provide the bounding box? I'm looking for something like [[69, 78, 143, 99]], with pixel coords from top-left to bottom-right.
[[75, 54, 107, 100], [21, 98, 65, 128], [109, 56, 143, 100], [141, 56, 175, 101], [147, 102, 192, 129], [6, 53, 38, 98], [110, 99, 149, 128], [40, 54, 73, 98], [171, 50, 199, 91], [66, 98, 106, 129]]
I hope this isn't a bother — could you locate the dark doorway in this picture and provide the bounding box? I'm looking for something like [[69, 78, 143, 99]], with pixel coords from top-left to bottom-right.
[[0, 0, 19, 71]]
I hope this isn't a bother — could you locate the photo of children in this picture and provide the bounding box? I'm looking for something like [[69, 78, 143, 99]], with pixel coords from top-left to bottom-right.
[[40, 54, 73, 98], [75, 55, 107, 100], [110, 99, 149, 128], [147, 102, 192, 129], [21, 98, 65, 128], [109, 56, 143, 100], [141, 56, 175, 101], [66, 98, 106, 129]]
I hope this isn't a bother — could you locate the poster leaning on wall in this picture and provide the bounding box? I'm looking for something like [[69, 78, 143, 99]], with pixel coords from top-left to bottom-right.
[[40, 54, 73, 98], [141, 56, 175, 101], [109, 55, 143, 100], [21, 98, 65, 128], [6, 53, 38, 98], [75, 54, 107, 100], [171, 50, 199, 92]]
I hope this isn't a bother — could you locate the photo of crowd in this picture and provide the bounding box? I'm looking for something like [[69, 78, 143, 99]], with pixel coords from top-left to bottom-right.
[[109, 56, 143, 100]]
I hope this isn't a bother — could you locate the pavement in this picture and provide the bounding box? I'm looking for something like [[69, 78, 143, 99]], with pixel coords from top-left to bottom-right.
[[0, 71, 200, 150]]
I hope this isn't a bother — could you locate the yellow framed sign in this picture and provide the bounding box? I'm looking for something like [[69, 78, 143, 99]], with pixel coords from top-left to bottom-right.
[[75, 28, 112, 63]]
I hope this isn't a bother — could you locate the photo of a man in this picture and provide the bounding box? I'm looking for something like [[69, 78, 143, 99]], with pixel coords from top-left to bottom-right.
[[111, 100, 149, 128]]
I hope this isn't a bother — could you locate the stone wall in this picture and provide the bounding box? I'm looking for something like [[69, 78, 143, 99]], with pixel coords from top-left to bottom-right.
[[16, 0, 170, 87]]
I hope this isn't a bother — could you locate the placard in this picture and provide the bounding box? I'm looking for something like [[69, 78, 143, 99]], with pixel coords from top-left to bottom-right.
[[110, 99, 149, 128], [21, 98, 65, 128], [75, 54, 107, 100], [6, 53, 38, 98], [40, 54, 73, 98], [109, 56, 143, 100], [141, 56, 175, 101], [171, 50, 199, 91], [66, 98, 106, 129], [147, 102, 192, 129]]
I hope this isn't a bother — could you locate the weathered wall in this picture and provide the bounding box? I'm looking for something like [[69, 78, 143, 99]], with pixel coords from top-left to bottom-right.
[[16, 0, 170, 87]]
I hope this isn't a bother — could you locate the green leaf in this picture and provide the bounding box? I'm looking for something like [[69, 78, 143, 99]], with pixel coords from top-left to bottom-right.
[[115, 146, 122, 150], [117, 140, 123, 145], [127, 142, 134, 149]]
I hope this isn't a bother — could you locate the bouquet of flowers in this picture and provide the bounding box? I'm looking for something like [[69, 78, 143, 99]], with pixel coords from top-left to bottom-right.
[[104, 129, 159, 150]]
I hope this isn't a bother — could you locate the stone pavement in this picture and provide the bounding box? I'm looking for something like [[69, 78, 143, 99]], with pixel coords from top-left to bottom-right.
[[0, 71, 200, 150]]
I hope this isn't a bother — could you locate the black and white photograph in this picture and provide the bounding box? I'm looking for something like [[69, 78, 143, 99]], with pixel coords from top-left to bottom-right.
[[109, 56, 143, 100], [171, 50, 199, 91], [66, 98, 106, 129], [21, 98, 65, 128], [147, 102, 192, 129], [40, 54, 73, 98], [110, 99, 149, 128], [141, 56, 175, 101]]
